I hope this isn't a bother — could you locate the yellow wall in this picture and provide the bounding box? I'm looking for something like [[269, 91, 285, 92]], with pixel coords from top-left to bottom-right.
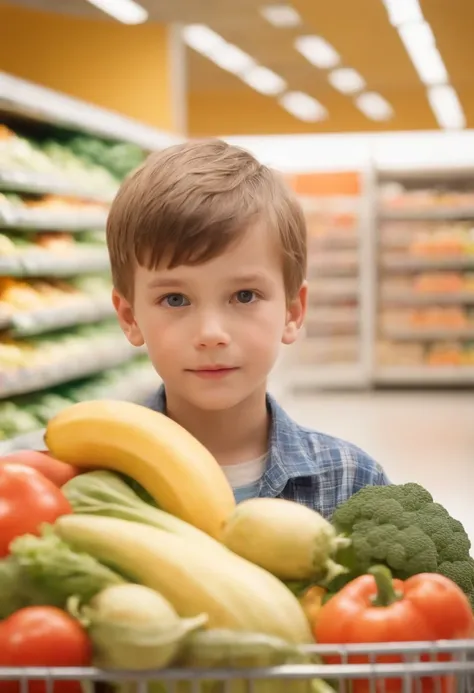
[[187, 88, 439, 137], [0, 4, 179, 132]]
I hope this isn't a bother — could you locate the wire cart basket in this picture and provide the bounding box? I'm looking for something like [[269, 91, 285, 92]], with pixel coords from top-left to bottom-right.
[[2, 641, 474, 693]]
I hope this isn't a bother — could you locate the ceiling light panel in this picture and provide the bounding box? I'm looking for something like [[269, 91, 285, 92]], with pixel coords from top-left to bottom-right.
[[428, 85, 466, 130], [294, 36, 340, 70], [182, 25, 225, 57], [399, 21, 448, 86], [85, 0, 148, 24], [329, 68, 366, 94], [183, 25, 288, 99], [182, 25, 255, 76], [260, 4, 302, 27], [381, 0, 423, 27], [355, 92, 393, 121], [211, 44, 256, 75], [279, 91, 328, 122], [241, 66, 287, 95]]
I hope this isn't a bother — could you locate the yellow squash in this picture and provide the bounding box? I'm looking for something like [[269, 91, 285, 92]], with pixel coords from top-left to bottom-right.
[[45, 399, 236, 539], [220, 497, 349, 583], [55, 515, 313, 645]]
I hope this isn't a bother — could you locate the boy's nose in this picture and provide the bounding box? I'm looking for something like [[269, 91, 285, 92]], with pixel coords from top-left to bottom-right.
[[194, 315, 231, 348]]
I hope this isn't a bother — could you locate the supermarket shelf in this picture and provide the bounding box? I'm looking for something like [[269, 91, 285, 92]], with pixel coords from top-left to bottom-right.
[[375, 366, 474, 386], [0, 71, 182, 151], [0, 170, 116, 203], [0, 365, 161, 454], [309, 289, 359, 304], [309, 234, 358, 251], [0, 339, 142, 399], [1, 296, 114, 337], [381, 290, 474, 306], [290, 364, 368, 390], [382, 327, 474, 341], [380, 207, 474, 221], [0, 205, 108, 230], [382, 256, 474, 272], [0, 247, 110, 277]]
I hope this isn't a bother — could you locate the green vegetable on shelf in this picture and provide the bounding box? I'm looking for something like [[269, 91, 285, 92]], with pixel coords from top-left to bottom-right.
[[330, 481, 474, 608]]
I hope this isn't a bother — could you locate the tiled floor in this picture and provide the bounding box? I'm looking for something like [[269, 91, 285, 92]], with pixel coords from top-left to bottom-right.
[[281, 389, 474, 544]]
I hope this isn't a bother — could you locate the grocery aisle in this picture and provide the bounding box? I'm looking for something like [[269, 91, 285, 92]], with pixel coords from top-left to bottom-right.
[[282, 389, 474, 543]]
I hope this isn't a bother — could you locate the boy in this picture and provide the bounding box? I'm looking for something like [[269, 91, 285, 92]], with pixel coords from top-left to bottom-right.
[[106, 138, 390, 518]]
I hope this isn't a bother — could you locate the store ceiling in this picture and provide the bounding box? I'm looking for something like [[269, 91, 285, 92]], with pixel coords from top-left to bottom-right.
[[5, 0, 474, 135]]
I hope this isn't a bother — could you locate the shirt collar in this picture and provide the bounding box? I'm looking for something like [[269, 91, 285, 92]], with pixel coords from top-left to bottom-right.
[[149, 385, 314, 497]]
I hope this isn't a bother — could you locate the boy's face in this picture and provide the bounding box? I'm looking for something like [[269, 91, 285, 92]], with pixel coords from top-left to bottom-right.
[[113, 222, 306, 411]]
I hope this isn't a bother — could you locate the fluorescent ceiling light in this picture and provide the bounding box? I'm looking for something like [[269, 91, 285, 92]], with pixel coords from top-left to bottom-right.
[[85, 0, 147, 24], [279, 91, 328, 122], [182, 25, 224, 56], [211, 44, 256, 75], [182, 25, 255, 76], [260, 4, 302, 27], [355, 92, 393, 121], [241, 66, 287, 95], [399, 21, 448, 86], [294, 36, 340, 70], [381, 0, 423, 27], [428, 85, 466, 130], [328, 68, 366, 94]]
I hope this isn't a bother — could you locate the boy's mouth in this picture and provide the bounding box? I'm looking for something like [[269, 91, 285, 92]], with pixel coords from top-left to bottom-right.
[[187, 366, 239, 379]]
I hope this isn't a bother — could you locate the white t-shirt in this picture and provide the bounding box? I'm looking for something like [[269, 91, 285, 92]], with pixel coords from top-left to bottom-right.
[[220, 454, 267, 503]]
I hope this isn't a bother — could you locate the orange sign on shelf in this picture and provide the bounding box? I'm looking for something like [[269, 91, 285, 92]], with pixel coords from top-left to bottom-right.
[[292, 171, 361, 197]]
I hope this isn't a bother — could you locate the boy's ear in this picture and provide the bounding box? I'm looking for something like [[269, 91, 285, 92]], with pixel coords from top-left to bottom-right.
[[282, 281, 307, 346], [112, 288, 145, 347]]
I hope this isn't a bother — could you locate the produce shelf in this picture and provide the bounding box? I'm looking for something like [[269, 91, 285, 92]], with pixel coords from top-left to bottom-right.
[[381, 290, 474, 306], [0, 71, 182, 151], [2, 296, 114, 337], [0, 205, 108, 231], [382, 327, 474, 341], [380, 207, 474, 221], [291, 364, 369, 390], [0, 364, 161, 454], [0, 170, 117, 203], [0, 247, 110, 277], [382, 256, 474, 272], [308, 279, 359, 304], [0, 338, 142, 399], [375, 366, 474, 385]]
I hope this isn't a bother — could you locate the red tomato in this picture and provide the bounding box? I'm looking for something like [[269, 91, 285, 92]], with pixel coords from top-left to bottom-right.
[[0, 606, 92, 693], [0, 464, 72, 557], [0, 451, 80, 488]]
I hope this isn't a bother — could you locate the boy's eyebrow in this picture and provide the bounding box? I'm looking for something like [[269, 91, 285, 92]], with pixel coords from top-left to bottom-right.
[[147, 272, 270, 290], [229, 272, 271, 284], [147, 278, 186, 290]]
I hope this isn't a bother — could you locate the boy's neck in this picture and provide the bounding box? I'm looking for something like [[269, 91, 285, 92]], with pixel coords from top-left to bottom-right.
[[164, 385, 270, 466]]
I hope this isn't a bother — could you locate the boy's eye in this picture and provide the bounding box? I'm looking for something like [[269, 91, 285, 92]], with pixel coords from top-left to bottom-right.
[[235, 290, 256, 304], [161, 293, 190, 307]]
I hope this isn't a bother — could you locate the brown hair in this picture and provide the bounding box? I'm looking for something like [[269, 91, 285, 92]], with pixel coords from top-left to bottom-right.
[[106, 138, 307, 301]]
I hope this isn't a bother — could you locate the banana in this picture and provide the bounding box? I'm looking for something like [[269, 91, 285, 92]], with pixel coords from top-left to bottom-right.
[[55, 515, 313, 645], [45, 399, 236, 539]]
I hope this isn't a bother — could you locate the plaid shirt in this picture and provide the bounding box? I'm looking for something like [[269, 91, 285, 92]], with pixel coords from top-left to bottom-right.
[[147, 386, 390, 519]]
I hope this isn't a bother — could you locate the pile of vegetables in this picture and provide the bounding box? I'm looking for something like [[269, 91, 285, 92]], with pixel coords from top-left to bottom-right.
[[0, 398, 472, 692]]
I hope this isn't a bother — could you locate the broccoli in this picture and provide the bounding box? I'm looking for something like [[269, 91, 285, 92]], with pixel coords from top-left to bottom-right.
[[330, 482, 474, 609]]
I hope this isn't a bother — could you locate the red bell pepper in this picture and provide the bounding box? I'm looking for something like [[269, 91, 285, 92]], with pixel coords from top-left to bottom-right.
[[0, 451, 81, 488], [0, 464, 72, 557], [0, 606, 92, 693], [314, 565, 474, 693]]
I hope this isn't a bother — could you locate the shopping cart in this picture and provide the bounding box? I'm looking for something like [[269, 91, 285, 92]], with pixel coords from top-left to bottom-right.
[[1, 641, 474, 693]]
